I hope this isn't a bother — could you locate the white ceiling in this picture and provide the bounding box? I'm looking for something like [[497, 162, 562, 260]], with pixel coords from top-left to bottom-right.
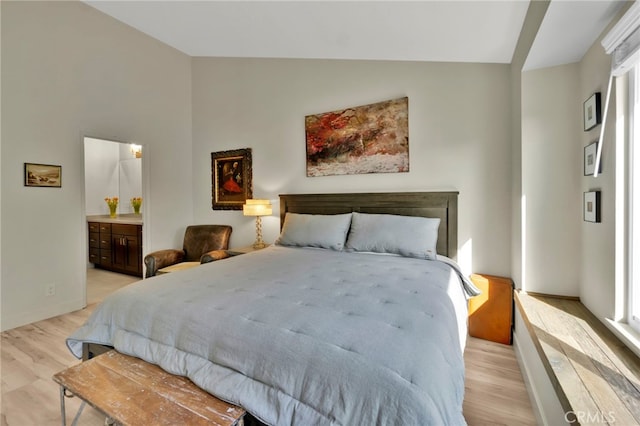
[[85, 1, 627, 70]]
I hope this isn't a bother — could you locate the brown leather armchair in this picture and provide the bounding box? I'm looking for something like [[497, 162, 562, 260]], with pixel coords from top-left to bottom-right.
[[144, 225, 232, 278]]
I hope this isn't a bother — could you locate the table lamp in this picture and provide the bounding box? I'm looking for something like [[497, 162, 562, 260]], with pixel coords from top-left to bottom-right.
[[243, 199, 272, 249]]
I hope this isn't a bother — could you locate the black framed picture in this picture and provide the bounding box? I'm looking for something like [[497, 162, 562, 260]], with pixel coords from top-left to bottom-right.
[[584, 141, 601, 176], [583, 92, 602, 131], [584, 191, 601, 223]]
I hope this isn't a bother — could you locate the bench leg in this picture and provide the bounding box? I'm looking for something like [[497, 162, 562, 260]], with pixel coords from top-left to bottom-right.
[[59, 386, 86, 426], [71, 401, 86, 426], [59, 387, 66, 426]]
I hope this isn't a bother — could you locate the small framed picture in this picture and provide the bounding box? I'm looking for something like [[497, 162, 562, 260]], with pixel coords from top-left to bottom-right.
[[583, 92, 602, 131], [24, 163, 62, 188], [211, 148, 253, 210], [584, 191, 601, 223], [584, 141, 601, 176]]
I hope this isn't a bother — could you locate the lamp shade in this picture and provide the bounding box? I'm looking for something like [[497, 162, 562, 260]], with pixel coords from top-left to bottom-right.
[[243, 199, 272, 217]]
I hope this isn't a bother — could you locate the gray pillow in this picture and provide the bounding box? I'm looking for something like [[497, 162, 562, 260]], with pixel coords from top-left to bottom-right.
[[275, 213, 352, 250], [345, 212, 440, 260]]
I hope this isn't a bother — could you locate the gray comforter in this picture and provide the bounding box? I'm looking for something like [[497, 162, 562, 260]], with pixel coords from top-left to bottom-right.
[[68, 246, 473, 425]]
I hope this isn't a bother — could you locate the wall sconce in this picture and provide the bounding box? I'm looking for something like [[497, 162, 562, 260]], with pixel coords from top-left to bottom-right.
[[130, 144, 142, 158], [243, 199, 272, 249]]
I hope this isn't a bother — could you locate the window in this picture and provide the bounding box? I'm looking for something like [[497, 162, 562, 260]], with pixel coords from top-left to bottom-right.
[[630, 65, 640, 333], [602, 0, 640, 352]]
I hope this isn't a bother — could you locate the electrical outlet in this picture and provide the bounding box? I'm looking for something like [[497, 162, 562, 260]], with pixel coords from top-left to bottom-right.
[[46, 283, 56, 296]]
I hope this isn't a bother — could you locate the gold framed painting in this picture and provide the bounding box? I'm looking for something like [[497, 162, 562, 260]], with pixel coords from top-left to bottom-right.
[[211, 148, 253, 210], [24, 163, 62, 188]]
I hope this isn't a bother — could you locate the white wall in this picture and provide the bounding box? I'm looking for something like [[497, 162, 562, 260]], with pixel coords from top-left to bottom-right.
[[84, 137, 143, 216], [118, 157, 142, 214], [579, 33, 618, 321], [1, 1, 193, 331], [84, 138, 119, 215], [192, 58, 513, 276], [521, 64, 582, 296], [510, 1, 550, 291]]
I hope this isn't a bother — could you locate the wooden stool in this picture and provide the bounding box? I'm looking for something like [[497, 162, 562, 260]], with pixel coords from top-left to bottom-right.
[[53, 350, 245, 426]]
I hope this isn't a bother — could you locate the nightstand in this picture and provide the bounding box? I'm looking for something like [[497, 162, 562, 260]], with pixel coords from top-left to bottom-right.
[[227, 245, 269, 256], [468, 273, 514, 345]]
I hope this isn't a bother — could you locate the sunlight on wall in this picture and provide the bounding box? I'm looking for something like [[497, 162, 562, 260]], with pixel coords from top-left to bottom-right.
[[458, 238, 472, 276], [521, 194, 527, 293]]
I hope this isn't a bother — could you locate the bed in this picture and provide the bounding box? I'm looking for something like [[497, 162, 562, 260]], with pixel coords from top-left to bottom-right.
[[67, 191, 479, 425]]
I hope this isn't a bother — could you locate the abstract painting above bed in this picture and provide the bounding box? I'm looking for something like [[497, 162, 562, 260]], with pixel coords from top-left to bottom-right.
[[305, 97, 409, 177]]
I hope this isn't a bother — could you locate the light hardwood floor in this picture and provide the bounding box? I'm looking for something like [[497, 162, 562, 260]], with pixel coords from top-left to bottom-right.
[[1, 269, 536, 425]]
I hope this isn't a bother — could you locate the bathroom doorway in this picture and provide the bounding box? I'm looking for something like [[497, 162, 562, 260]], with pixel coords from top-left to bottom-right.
[[83, 136, 146, 302]]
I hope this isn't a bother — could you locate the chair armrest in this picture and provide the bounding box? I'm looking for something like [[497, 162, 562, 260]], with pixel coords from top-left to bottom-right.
[[200, 249, 231, 264], [144, 249, 185, 278]]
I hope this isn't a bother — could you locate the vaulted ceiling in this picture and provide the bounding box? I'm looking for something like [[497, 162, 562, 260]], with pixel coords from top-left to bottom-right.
[[85, 1, 627, 71]]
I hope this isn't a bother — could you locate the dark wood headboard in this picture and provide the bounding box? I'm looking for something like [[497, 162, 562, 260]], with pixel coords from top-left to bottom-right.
[[279, 192, 458, 260]]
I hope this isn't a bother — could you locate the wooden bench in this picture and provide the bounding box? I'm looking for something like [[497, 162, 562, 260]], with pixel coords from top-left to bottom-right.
[[515, 291, 640, 424], [53, 350, 245, 426]]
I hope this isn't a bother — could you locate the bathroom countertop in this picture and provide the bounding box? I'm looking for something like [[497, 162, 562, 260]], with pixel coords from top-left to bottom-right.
[[87, 214, 143, 225]]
